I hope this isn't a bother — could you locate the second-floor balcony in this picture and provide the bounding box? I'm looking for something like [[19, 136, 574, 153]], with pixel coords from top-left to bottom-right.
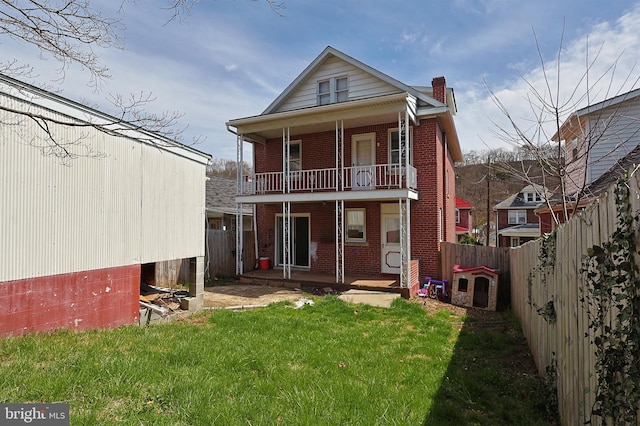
[[241, 164, 417, 196]]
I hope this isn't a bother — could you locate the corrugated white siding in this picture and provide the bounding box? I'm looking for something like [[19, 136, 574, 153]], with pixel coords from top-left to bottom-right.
[[0, 92, 207, 282], [277, 56, 401, 112], [587, 97, 640, 183]]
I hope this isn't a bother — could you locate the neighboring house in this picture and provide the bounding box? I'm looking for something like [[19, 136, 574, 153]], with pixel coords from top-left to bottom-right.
[[536, 142, 640, 234], [0, 74, 211, 337], [227, 46, 463, 296], [206, 175, 252, 231], [494, 184, 548, 247], [455, 197, 473, 241], [553, 88, 640, 195]]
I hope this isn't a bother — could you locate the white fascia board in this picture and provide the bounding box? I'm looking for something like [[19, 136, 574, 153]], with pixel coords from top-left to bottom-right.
[[228, 93, 410, 133], [236, 189, 417, 204]]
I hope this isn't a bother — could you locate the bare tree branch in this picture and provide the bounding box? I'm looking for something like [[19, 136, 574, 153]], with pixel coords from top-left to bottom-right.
[[0, 0, 123, 86], [486, 27, 640, 227]]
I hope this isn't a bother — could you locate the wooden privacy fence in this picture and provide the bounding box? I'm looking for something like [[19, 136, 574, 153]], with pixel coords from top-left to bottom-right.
[[510, 173, 640, 425], [440, 242, 510, 284], [205, 229, 255, 280]]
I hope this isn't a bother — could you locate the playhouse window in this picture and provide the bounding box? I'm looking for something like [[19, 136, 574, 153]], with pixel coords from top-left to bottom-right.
[[346, 208, 366, 242], [458, 277, 468, 292]]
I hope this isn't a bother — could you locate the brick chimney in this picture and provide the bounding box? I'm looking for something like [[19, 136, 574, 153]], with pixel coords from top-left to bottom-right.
[[431, 76, 446, 103]]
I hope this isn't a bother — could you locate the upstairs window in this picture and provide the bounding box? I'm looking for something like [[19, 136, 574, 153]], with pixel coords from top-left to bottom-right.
[[317, 76, 348, 105], [508, 210, 527, 225], [389, 128, 413, 167], [524, 192, 542, 203], [455, 208, 460, 224], [286, 140, 301, 172]]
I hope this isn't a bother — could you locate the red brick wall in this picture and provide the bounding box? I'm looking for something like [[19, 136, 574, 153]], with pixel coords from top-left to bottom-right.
[[497, 208, 538, 230], [0, 265, 140, 337], [253, 117, 456, 282]]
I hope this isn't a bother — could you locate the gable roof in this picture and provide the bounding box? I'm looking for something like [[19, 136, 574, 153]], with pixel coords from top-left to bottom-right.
[[228, 46, 463, 162], [494, 184, 549, 210], [263, 46, 450, 115]]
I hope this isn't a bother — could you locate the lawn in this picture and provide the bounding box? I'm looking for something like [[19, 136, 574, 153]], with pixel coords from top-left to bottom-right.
[[0, 296, 555, 425]]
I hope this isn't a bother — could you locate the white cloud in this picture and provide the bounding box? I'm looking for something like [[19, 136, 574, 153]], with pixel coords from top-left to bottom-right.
[[455, 4, 640, 153]]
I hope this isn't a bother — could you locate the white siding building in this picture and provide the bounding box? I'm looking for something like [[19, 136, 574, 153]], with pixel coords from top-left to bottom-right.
[[0, 74, 210, 337], [555, 88, 640, 195]]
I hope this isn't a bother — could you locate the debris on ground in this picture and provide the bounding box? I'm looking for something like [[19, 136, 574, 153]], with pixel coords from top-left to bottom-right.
[[140, 283, 190, 322], [293, 298, 315, 309]]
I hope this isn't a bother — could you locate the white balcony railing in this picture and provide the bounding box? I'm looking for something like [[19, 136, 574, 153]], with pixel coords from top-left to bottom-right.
[[241, 164, 417, 195]]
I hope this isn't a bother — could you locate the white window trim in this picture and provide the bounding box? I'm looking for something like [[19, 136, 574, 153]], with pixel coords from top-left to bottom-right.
[[345, 208, 366, 242], [508, 209, 527, 225], [317, 76, 348, 105], [286, 140, 302, 172], [524, 192, 542, 203], [455, 208, 460, 224], [387, 127, 413, 167]]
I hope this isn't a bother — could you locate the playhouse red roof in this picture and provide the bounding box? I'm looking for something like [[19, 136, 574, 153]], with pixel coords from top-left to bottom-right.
[[453, 264, 499, 275]]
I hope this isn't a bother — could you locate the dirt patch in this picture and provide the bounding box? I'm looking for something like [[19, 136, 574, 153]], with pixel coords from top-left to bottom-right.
[[203, 284, 305, 308]]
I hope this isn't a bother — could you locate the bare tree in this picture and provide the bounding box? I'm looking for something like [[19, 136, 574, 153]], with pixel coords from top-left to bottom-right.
[[486, 27, 640, 227], [0, 0, 284, 159], [207, 158, 252, 179]]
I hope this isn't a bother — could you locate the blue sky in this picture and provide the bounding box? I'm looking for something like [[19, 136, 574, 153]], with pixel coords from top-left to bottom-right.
[[3, 0, 640, 160]]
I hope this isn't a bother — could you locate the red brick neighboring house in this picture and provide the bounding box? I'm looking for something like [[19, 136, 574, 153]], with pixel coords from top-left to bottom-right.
[[494, 184, 549, 247], [455, 197, 473, 241], [227, 46, 463, 296]]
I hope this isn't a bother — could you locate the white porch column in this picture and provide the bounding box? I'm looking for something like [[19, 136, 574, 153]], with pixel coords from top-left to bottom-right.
[[399, 198, 411, 288], [335, 199, 344, 284], [282, 201, 291, 279], [335, 120, 344, 284]]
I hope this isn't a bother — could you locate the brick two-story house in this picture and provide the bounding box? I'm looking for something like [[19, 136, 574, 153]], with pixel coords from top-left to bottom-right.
[[227, 46, 462, 296], [495, 184, 548, 247]]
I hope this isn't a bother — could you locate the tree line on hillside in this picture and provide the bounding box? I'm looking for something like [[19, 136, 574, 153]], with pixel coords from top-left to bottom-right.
[[459, 146, 560, 166], [207, 158, 252, 178]]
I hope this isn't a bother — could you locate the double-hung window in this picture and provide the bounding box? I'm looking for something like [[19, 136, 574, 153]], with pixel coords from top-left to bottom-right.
[[508, 210, 527, 225], [287, 141, 301, 173], [346, 208, 366, 242], [317, 76, 348, 105], [388, 128, 413, 168]]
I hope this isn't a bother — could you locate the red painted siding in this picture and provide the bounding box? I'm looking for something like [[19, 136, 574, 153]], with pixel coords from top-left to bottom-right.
[[0, 265, 140, 337]]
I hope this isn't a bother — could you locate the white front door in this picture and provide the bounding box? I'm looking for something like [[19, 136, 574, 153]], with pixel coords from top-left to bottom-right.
[[351, 133, 376, 190], [381, 205, 401, 274]]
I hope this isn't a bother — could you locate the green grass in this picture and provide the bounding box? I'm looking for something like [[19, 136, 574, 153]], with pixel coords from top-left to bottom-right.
[[0, 297, 555, 425]]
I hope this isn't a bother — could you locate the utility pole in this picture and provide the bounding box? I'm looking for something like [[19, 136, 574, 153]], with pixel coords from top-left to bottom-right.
[[486, 155, 491, 246]]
